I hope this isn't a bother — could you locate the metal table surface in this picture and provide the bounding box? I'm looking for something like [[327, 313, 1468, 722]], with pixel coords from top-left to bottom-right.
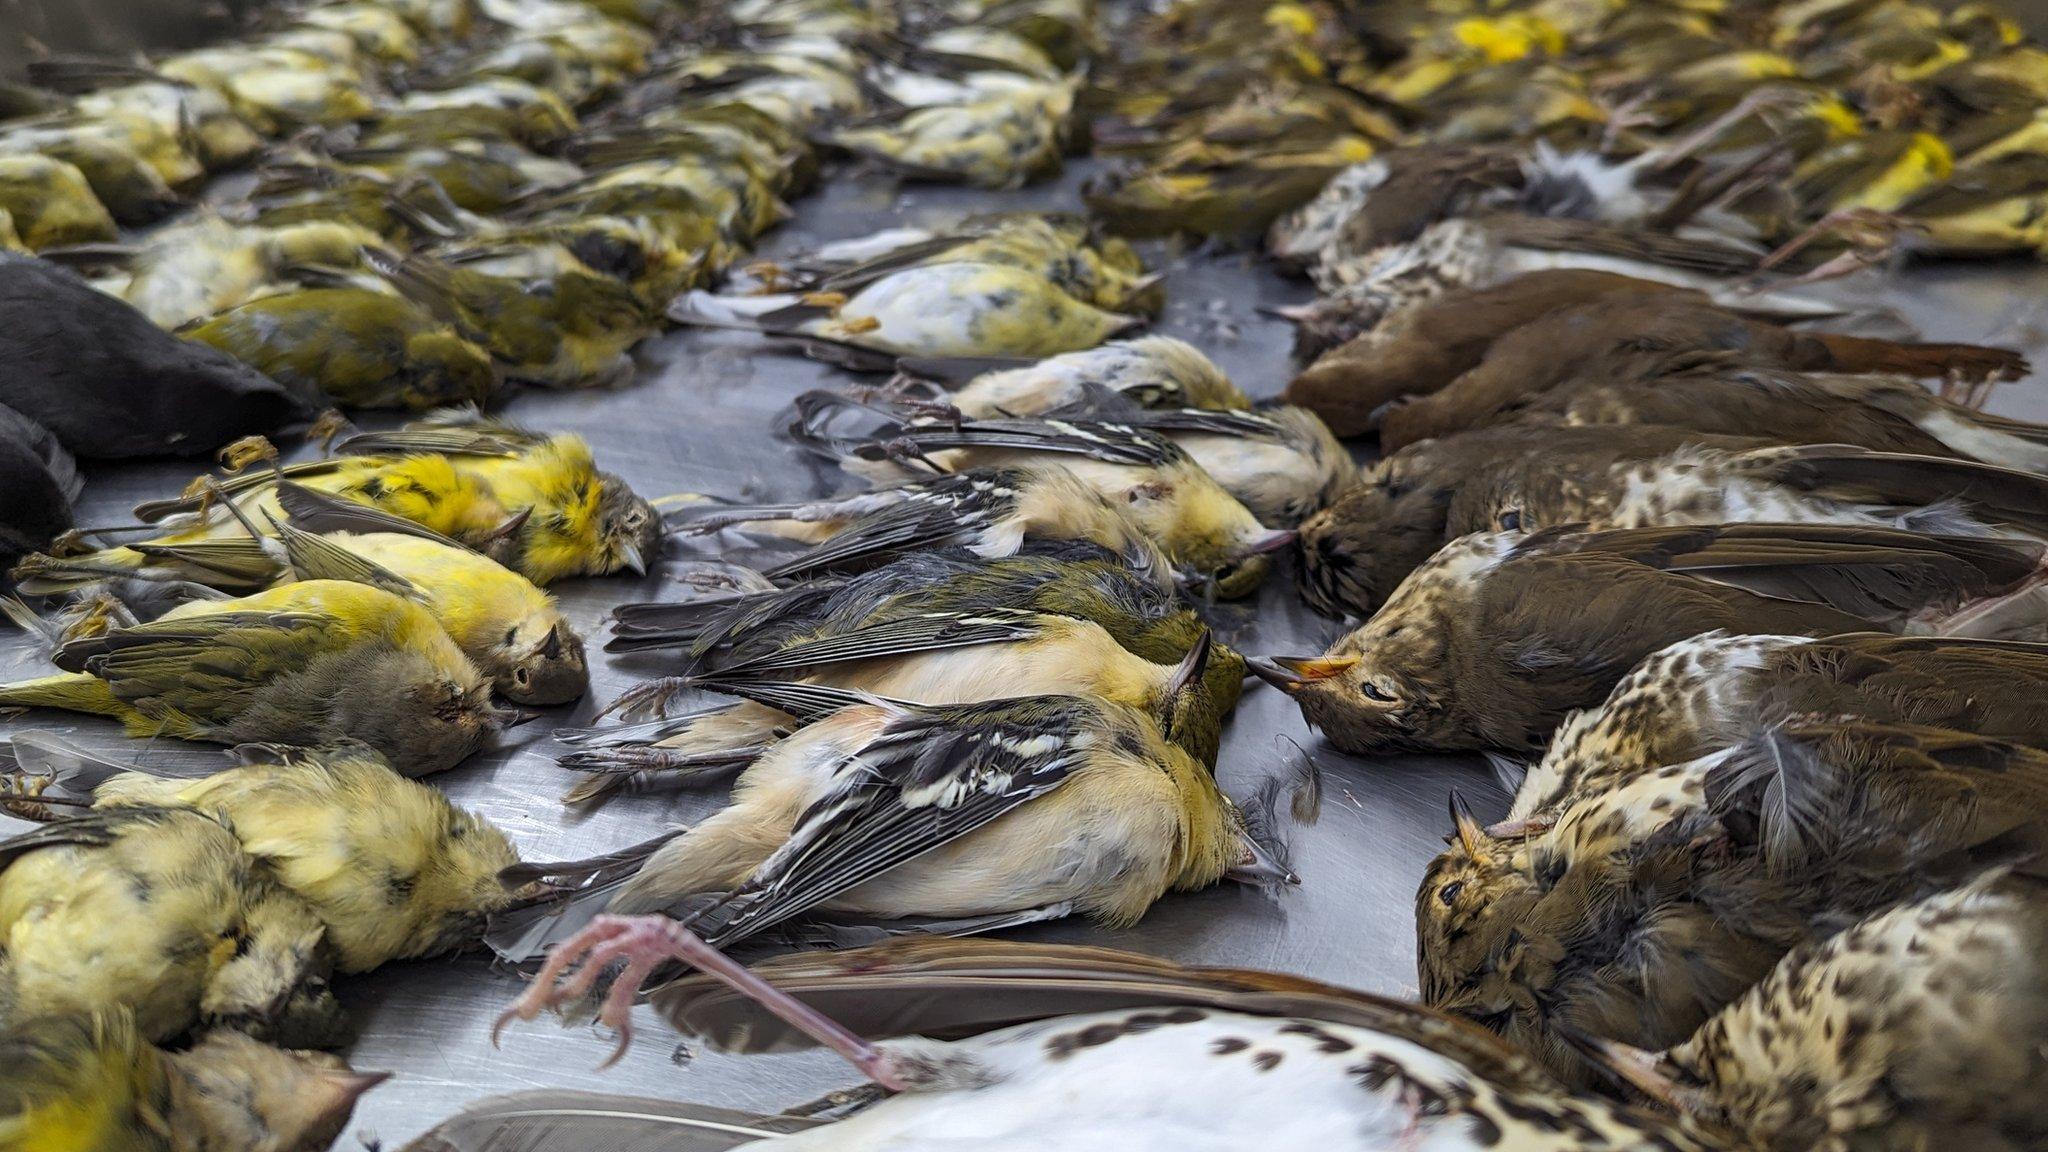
[[5, 159, 2047, 1146]]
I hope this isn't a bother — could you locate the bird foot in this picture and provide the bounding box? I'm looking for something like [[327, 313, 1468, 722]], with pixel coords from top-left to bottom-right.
[[492, 914, 913, 1091]]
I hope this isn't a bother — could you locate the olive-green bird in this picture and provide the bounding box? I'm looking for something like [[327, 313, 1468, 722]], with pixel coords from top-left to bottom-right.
[[19, 738, 522, 976], [17, 482, 588, 706], [0, 1007, 382, 1152], [0, 155, 118, 250], [364, 249, 653, 389], [0, 806, 336, 1045], [0, 580, 503, 775], [562, 542, 1242, 800], [181, 287, 498, 412]]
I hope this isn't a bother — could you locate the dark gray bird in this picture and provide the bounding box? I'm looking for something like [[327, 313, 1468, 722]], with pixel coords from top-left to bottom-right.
[[0, 253, 321, 458]]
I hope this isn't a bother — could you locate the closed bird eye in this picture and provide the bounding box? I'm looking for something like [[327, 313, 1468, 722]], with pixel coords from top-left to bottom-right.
[[1497, 509, 1522, 531], [1360, 681, 1397, 704]]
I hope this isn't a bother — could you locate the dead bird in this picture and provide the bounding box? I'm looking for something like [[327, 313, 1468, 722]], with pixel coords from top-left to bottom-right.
[[462, 936, 1723, 1152], [1426, 717, 2048, 1085], [1578, 868, 2048, 1152], [893, 335, 1247, 417], [785, 398, 1292, 594], [1375, 295, 2029, 450], [667, 464, 1176, 591], [1469, 358, 2048, 477], [492, 693, 1283, 971], [560, 543, 1240, 800], [1296, 422, 2048, 618], [1262, 523, 2048, 755]]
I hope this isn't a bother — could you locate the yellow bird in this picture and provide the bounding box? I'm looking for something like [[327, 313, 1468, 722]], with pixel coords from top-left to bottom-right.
[[0, 580, 501, 775], [114, 417, 661, 586], [64, 741, 522, 974], [16, 483, 589, 706], [0, 806, 333, 1044], [0, 1008, 382, 1152]]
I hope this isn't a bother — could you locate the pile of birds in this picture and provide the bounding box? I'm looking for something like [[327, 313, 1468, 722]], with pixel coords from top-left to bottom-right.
[[0, 0, 1110, 562], [5, 0, 2048, 1148]]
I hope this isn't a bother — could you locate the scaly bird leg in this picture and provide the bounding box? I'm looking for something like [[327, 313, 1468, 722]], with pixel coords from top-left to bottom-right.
[[493, 914, 913, 1090]]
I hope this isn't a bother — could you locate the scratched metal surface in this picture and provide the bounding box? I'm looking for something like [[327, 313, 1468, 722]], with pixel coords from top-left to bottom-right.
[[4, 157, 2048, 1145]]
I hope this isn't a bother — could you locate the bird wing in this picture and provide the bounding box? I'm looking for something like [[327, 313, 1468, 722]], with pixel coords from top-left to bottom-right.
[[130, 537, 284, 590], [0, 807, 179, 869], [850, 417, 1184, 467], [695, 608, 1047, 678], [690, 697, 1095, 948], [650, 937, 1552, 1091], [1526, 524, 2042, 621], [1732, 445, 2048, 538], [394, 1090, 827, 1152], [1703, 716, 2048, 878], [270, 522, 422, 600], [274, 481, 466, 546], [335, 420, 540, 458], [764, 476, 1004, 579], [52, 610, 336, 725]]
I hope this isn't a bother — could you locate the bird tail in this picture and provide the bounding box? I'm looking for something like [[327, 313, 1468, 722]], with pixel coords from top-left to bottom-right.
[[1811, 334, 2030, 382], [8, 548, 148, 596], [664, 288, 805, 331], [555, 703, 775, 805], [392, 1090, 824, 1151], [0, 673, 126, 719]]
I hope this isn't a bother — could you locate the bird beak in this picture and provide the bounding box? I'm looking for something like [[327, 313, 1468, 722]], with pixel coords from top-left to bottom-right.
[[619, 541, 648, 576], [1246, 653, 1359, 692], [1447, 790, 1488, 857], [1483, 814, 1555, 840], [1240, 528, 1297, 557], [1164, 628, 1214, 707], [1559, 1029, 1689, 1111], [312, 1069, 391, 1128], [490, 705, 543, 729], [1228, 832, 1299, 887]]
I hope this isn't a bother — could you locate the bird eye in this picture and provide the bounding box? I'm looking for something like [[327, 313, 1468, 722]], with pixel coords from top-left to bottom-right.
[[514, 667, 531, 686], [1360, 681, 1397, 704], [1497, 509, 1522, 531], [1439, 881, 1464, 906]]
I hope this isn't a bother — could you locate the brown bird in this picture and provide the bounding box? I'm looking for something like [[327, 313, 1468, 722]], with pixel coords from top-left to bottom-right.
[[1261, 523, 2046, 755], [482, 934, 1726, 1152], [1418, 633, 2048, 1059], [1271, 214, 1782, 368], [1423, 717, 2048, 1085], [1457, 357, 2048, 474], [1374, 295, 2029, 450], [1297, 422, 2048, 618], [1283, 270, 1698, 433], [1578, 867, 2048, 1152]]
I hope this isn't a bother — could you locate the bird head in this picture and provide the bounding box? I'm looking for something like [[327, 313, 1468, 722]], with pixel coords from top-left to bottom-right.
[[367, 667, 499, 774], [1415, 793, 1539, 1017], [497, 615, 589, 706], [401, 803, 524, 960], [1295, 455, 1459, 618], [171, 1030, 387, 1152], [596, 473, 662, 577], [1249, 629, 1437, 756]]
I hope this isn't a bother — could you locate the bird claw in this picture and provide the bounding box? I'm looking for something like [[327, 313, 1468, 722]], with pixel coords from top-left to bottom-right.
[[491, 914, 685, 1066]]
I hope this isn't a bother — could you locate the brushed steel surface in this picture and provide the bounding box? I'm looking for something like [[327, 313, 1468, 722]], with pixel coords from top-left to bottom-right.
[[4, 160, 2046, 1145]]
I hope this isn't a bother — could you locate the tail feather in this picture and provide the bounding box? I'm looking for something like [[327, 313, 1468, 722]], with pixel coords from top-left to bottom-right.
[[0, 673, 126, 719], [1811, 334, 2030, 382]]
